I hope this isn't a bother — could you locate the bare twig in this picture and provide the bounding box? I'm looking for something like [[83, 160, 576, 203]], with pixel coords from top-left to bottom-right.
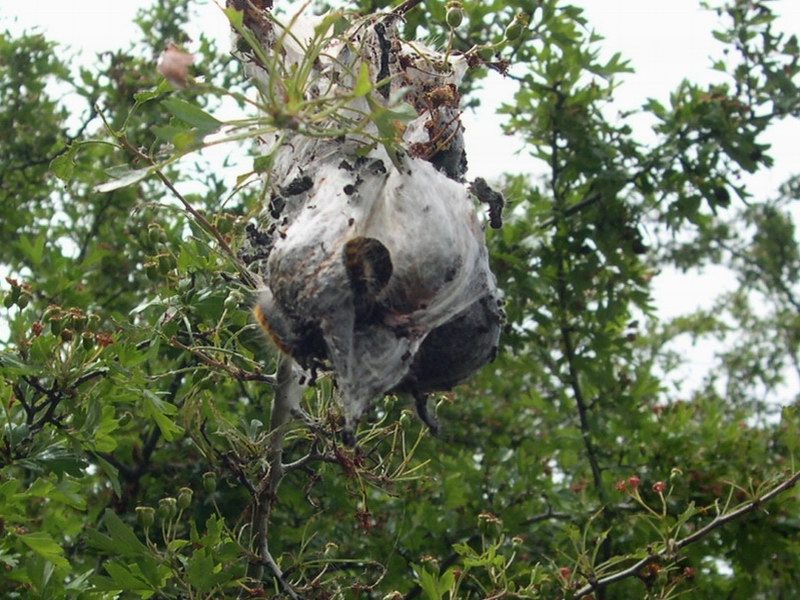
[[574, 470, 800, 598]]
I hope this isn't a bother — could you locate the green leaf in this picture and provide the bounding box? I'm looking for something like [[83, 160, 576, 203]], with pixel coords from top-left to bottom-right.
[[18, 532, 69, 570], [133, 79, 172, 107], [186, 551, 217, 593], [95, 166, 154, 193], [105, 561, 152, 591], [161, 98, 222, 132], [142, 391, 184, 442], [26, 555, 55, 593], [102, 509, 148, 558], [49, 144, 78, 181], [93, 455, 122, 497], [223, 6, 244, 28], [354, 63, 373, 97]]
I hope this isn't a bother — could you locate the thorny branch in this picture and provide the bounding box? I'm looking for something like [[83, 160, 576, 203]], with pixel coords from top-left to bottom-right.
[[574, 470, 800, 598]]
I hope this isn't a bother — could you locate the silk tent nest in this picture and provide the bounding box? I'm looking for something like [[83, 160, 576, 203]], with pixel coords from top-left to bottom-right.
[[234, 1, 505, 441]]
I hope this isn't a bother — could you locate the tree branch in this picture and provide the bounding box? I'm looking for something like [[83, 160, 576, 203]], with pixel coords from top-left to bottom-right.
[[574, 470, 800, 598], [250, 355, 303, 599], [392, 0, 424, 16]]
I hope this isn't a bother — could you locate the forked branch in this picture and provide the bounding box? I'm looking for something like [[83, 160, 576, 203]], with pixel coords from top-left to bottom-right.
[[574, 470, 800, 598]]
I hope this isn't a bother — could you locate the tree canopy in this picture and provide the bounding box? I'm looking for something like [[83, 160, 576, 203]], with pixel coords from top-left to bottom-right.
[[1, 1, 799, 598]]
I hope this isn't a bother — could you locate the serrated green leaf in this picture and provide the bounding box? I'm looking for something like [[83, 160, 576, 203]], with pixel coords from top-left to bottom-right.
[[105, 561, 151, 591], [103, 509, 148, 558], [142, 392, 183, 442], [50, 144, 78, 181], [186, 551, 216, 593]]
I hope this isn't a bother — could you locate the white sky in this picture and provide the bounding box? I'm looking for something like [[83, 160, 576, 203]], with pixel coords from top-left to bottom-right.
[[2, 0, 799, 398]]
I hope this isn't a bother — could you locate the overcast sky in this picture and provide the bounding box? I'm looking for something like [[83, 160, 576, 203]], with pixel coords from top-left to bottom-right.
[[3, 0, 799, 394]]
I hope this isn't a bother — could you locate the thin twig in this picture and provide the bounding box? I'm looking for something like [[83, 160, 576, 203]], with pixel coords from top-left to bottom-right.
[[574, 470, 800, 598], [102, 122, 258, 289], [392, 0, 424, 16], [169, 337, 276, 384]]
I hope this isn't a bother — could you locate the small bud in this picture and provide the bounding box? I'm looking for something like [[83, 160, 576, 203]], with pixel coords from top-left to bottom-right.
[[148, 224, 166, 245], [16, 294, 30, 309], [60, 328, 74, 343], [446, 3, 464, 28], [95, 332, 115, 348], [118, 411, 133, 427], [505, 14, 528, 41], [224, 291, 243, 311], [71, 312, 87, 333], [177, 487, 193, 510], [652, 481, 667, 494], [158, 254, 172, 275], [158, 44, 195, 89], [615, 479, 627, 492], [202, 471, 217, 493], [398, 411, 412, 427], [136, 506, 155, 529], [49, 315, 64, 335], [505, 22, 523, 41], [3, 294, 14, 309], [627, 475, 641, 490], [32, 321, 43, 337], [82, 331, 94, 350], [145, 262, 159, 281], [158, 497, 178, 520]]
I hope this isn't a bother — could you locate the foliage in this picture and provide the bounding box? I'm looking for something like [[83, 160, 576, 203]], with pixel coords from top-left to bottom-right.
[[1, 0, 798, 598]]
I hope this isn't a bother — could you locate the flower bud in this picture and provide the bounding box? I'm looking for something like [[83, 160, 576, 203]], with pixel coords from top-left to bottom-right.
[[505, 21, 523, 41], [398, 411, 412, 427], [177, 487, 193, 510], [145, 261, 159, 281], [82, 331, 95, 350], [224, 291, 243, 311], [446, 3, 464, 28], [158, 254, 172, 275], [136, 506, 155, 529], [158, 497, 178, 520], [118, 411, 133, 427], [202, 471, 217, 493], [505, 14, 528, 41]]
